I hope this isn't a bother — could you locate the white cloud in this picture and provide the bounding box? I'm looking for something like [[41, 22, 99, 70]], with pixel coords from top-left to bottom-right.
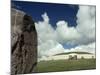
[[35, 5, 96, 58], [38, 40, 64, 58], [61, 5, 96, 45], [41, 12, 49, 23], [76, 6, 96, 45], [56, 20, 80, 44], [35, 12, 57, 45], [65, 42, 95, 54], [35, 12, 64, 58]]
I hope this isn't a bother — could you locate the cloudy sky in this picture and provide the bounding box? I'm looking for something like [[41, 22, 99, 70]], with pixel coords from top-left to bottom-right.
[[12, 1, 96, 58]]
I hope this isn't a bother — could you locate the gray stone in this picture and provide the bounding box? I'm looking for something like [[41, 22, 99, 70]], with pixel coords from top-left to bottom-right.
[[11, 8, 37, 75]]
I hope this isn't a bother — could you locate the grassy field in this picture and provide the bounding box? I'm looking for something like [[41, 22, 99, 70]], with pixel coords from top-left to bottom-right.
[[34, 59, 96, 73]]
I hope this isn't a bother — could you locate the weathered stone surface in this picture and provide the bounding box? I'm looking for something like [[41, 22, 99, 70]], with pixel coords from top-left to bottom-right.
[[11, 7, 37, 75]]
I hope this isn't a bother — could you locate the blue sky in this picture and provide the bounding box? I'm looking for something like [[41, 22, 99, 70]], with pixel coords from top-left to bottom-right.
[[12, 1, 79, 49], [12, 1, 95, 57], [12, 1, 78, 28]]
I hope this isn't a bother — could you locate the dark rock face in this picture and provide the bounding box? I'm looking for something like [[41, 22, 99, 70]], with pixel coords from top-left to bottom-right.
[[11, 8, 37, 75]]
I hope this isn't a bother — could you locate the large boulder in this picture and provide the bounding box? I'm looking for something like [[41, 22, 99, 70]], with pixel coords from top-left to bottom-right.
[[11, 7, 37, 75]]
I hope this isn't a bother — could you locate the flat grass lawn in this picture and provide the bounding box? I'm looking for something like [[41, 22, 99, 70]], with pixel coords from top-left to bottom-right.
[[34, 59, 96, 73]]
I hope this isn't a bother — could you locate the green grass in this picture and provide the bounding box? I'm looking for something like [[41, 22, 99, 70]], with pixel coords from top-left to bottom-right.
[[34, 59, 96, 73]]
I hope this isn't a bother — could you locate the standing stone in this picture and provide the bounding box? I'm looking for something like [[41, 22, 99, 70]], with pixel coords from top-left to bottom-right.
[[11, 7, 37, 75]]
